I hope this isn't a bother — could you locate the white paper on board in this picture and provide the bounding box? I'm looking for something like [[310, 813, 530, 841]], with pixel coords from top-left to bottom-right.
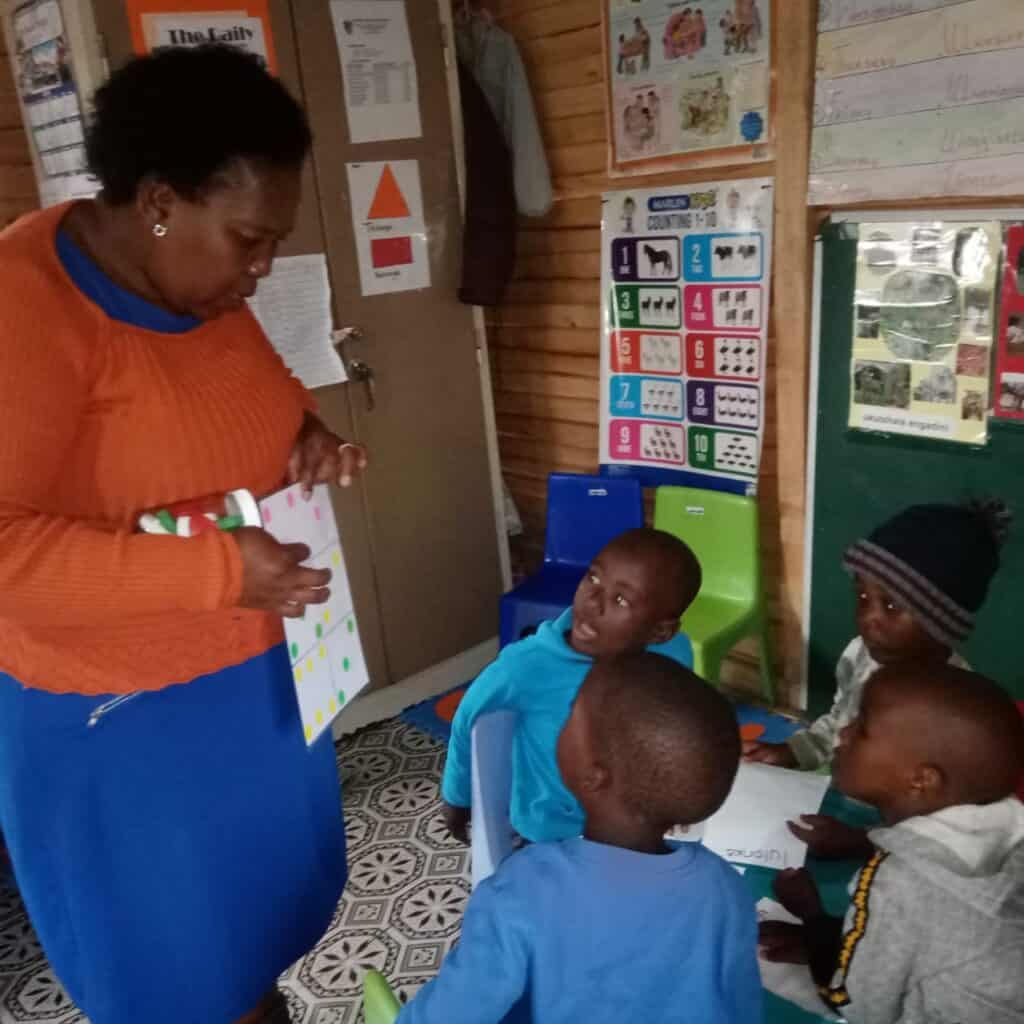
[[756, 898, 842, 1020], [330, 0, 422, 143], [346, 160, 430, 296], [146, 14, 270, 65], [248, 254, 346, 390], [258, 483, 370, 745], [701, 762, 830, 870]]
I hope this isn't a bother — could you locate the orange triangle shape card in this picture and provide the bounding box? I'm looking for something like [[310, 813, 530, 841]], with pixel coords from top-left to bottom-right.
[[367, 164, 411, 220]]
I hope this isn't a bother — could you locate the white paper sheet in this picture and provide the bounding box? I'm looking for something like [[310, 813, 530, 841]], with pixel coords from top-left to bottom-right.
[[701, 762, 831, 870], [346, 160, 430, 296], [330, 0, 422, 143], [258, 483, 370, 745], [146, 14, 270, 67], [757, 899, 842, 1020], [248, 254, 346, 390]]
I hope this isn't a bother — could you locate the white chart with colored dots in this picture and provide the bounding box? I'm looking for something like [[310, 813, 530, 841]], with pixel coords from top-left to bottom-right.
[[600, 178, 774, 494], [259, 483, 369, 745]]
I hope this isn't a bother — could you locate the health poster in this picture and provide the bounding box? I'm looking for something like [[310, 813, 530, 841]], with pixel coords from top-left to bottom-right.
[[259, 483, 369, 745], [994, 225, 1024, 421], [600, 178, 774, 495], [606, 0, 770, 170], [848, 222, 998, 446]]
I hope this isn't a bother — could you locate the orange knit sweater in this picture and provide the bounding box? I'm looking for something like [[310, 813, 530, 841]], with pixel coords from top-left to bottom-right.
[[0, 204, 313, 695]]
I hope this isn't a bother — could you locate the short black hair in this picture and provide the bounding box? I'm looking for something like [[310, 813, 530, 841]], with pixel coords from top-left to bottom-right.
[[86, 45, 312, 205], [585, 652, 739, 827], [873, 664, 1024, 805], [608, 527, 703, 618]]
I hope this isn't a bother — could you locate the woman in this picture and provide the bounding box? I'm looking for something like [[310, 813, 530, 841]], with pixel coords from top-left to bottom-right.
[[0, 47, 366, 1024]]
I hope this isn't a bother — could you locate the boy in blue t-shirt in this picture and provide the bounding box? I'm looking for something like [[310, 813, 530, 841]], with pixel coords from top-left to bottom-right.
[[400, 652, 762, 1024], [441, 528, 700, 843]]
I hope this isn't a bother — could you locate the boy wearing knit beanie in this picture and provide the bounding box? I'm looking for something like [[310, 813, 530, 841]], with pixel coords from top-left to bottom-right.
[[744, 500, 1010, 857]]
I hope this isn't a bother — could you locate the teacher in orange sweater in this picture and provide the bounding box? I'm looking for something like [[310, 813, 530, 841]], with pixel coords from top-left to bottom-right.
[[0, 47, 366, 1024]]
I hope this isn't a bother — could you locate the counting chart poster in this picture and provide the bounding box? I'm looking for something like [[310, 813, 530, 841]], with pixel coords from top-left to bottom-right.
[[600, 178, 774, 495]]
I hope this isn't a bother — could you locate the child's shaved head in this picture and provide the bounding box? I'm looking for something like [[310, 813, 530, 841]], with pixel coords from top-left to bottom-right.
[[569, 528, 701, 659], [888, 666, 1023, 803], [835, 664, 1024, 819], [607, 527, 702, 619], [559, 652, 740, 830]]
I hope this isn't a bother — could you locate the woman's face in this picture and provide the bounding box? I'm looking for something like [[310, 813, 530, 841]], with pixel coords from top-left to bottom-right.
[[145, 162, 301, 320]]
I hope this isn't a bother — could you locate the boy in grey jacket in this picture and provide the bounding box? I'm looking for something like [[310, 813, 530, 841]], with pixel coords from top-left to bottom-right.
[[759, 663, 1024, 1024]]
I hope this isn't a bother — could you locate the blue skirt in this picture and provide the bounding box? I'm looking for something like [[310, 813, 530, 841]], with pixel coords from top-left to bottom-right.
[[0, 643, 347, 1024]]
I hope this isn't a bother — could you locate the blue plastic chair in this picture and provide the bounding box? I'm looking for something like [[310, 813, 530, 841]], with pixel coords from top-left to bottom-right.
[[498, 473, 644, 647]]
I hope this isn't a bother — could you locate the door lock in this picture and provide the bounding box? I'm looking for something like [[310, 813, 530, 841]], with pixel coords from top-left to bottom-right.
[[348, 359, 376, 411]]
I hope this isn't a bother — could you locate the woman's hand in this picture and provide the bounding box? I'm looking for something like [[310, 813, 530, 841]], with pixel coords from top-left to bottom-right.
[[742, 740, 798, 767], [288, 413, 368, 497], [234, 527, 331, 617], [787, 815, 874, 861]]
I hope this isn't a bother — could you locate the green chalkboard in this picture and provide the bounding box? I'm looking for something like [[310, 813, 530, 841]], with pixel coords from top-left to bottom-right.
[[806, 221, 1024, 717]]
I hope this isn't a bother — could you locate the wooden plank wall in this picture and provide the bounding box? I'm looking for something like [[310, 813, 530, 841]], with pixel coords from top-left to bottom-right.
[[487, 0, 816, 705], [0, 31, 37, 227]]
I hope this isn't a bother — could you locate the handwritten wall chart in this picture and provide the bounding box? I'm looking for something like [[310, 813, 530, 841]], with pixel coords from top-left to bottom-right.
[[259, 483, 369, 745], [600, 178, 773, 495], [848, 221, 998, 445], [606, 0, 771, 169], [809, 0, 1024, 204]]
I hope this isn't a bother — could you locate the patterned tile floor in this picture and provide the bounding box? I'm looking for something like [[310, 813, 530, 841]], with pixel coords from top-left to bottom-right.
[[0, 716, 464, 1024]]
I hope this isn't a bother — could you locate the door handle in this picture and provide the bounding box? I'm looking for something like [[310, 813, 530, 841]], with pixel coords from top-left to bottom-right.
[[348, 359, 376, 411]]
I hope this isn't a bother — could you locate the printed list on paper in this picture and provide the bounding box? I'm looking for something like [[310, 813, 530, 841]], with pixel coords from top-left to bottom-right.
[[329, 0, 422, 143]]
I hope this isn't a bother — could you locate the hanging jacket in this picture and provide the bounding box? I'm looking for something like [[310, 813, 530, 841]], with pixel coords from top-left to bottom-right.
[[456, 60, 516, 307], [455, 16, 553, 218]]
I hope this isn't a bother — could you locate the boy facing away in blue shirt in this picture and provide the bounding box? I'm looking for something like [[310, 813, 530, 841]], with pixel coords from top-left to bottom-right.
[[441, 528, 701, 843], [399, 652, 762, 1024]]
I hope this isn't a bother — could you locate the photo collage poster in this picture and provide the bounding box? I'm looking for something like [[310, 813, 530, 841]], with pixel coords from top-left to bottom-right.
[[607, 0, 770, 167], [9, 0, 96, 206], [849, 222, 999, 446], [600, 179, 774, 495], [994, 225, 1024, 422]]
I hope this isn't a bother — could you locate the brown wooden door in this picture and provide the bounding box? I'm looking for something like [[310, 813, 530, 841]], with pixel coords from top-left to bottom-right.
[[290, 0, 502, 683], [89, 0, 503, 690]]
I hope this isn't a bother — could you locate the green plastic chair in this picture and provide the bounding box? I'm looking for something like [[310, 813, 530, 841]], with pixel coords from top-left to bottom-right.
[[363, 969, 400, 1024], [653, 485, 775, 702]]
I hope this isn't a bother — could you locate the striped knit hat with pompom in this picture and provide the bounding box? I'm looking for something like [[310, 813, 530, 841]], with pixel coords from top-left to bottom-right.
[[842, 499, 1011, 648]]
